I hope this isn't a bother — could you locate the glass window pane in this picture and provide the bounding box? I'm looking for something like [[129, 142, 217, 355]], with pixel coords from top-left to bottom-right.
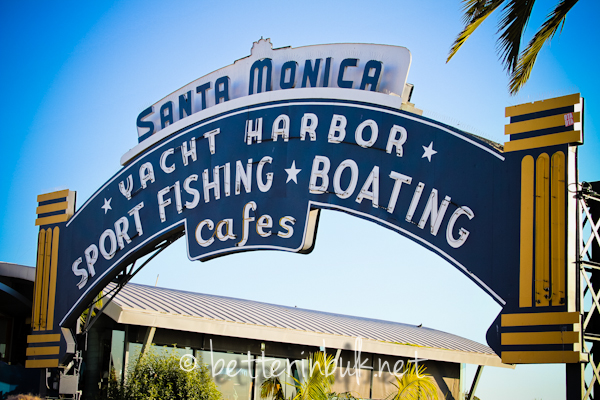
[[254, 356, 296, 400], [198, 350, 252, 400], [126, 343, 192, 374], [110, 330, 125, 381]]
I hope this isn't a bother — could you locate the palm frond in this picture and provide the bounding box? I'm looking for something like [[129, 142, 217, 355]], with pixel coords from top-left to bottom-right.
[[462, 0, 494, 23], [79, 292, 103, 330], [386, 363, 440, 400], [496, 0, 536, 72], [292, 352, 336, 400], [509, 0, 579, 94], [260, 376, 286, 400], [447, 0, 504, 62]]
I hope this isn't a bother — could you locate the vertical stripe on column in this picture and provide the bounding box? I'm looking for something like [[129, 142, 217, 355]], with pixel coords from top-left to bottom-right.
[[551, 151, 565, 305], [46, 226, 60, 329], [33, 229, 46, 331], [40, 228, 52, 330], [535, 153, 550, 306], [520, 155, 535, 308]]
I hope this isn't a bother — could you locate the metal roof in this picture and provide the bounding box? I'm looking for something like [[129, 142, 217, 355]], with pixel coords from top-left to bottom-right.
[[104, 282, 508, 368], [0, 262, 36, 282]]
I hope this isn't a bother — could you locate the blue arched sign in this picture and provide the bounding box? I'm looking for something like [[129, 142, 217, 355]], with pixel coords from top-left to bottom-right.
[[25, 39, 585, 368]]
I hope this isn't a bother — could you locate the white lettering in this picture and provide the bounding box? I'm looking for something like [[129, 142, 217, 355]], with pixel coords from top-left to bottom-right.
[[119, 174, 133, 200], [174, 180, 183, 213], [386, 125, 407, 157], [356, 165, 379, 207], [203, 128, 220, 154], [333, 159, 359, 199], [278, 216, 296, 238], [183, 175, 200, 209], [272, 114, 290, 142], [446, 206, 474, 248], [309, 155, 330, 194], [157, 186, 172, 222], [203, 166, 221, 202], [328, 114, 347, 143], [355, 119, 378, 148], [160, 148, 176, 174], [406, 182, 425, 222], [256, 215, 273, 237], [418, 189, 451, 236], [237, 202, 257, 247], [245, 118, 263, 145], [181, 138, 197, 166], [139, 162, 155, 189], [114, 217, 131, 250], [128, 202, 145, 237], [99, 229, 117, 260], [257, 156, 273, 192], [236, 159, 253, 195], [84, 244, 98, 277], [387, 172, 412, 213], [300, 113, 318, 141], [72, 257, 88, 289], [216, 219, 236, 241], [196, 219, 215, 247]]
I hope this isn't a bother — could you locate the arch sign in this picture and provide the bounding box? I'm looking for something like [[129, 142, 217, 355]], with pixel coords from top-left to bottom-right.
[[26, 39, 585, 368]]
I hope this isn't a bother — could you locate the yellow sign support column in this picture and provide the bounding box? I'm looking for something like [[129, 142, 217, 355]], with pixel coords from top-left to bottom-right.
[[26, 189, 76, 368], [501, 93, 584, 364]]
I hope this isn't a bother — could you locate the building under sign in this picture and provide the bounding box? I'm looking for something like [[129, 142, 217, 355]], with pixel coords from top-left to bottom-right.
[[1, 262, 508, 399]]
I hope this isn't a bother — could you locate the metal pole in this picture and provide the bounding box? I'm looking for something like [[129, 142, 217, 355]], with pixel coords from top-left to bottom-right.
[[467, 365, 483, 400]]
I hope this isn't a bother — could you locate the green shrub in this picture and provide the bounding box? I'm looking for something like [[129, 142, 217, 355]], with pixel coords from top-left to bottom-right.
[[107, 348, 221, 400]]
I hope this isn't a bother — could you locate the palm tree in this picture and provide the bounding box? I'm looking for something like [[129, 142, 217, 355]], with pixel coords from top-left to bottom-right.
[[447, 0, 580, 94], [386, 362, 440, 400], [260, 375, 286, 400], [292, 352, 336, 400], [261, 352, 337, 400]]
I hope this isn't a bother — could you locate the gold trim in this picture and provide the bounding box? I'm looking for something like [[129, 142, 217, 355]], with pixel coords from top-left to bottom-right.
[[535, 154, 550, 307], [27, 334, 61, 343], [46, 227, 60, 330], [36, 201, 68, 215], [501, 350, 581, 364], [37, 189, 71, 203], [505, 112, 580, 135], [501, 311, 579, 327], [504, 130, 583, 152], [505, 93, 581, 118], [501, 331, 579, 345], [519, 156, 534, 308], [26, 346, 60, 356], [551, 152, 565, 306], [33, 230, 45, 331], [38, 189, 69, 203], [25, 359, 59, 369], [35, 214, 70, 226], [40, 228, 52, 330]]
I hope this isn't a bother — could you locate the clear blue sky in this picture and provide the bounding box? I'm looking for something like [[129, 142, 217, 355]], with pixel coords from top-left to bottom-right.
[[1, 0, 598, 398]]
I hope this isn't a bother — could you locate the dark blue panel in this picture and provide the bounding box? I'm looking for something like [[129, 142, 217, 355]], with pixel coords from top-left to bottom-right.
[[215, 76, 230, 104], [136, 106, 154, 142], [301, 59, 321, 88], [280, 61, 297, 89], [160, 101, 173, 129], [196, 82, 211, 110], [337, 58, 358, 89]]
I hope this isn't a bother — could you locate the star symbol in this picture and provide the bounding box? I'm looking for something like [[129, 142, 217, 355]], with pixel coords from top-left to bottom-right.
[[285, 161, 301, 184], [101, 198, 112, 214], [422, 142, 437, 162]]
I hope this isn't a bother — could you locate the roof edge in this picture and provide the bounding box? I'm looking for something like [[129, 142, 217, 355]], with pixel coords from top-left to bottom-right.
[[0, 262, 36, 282], [108, 304, 511, 369]]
